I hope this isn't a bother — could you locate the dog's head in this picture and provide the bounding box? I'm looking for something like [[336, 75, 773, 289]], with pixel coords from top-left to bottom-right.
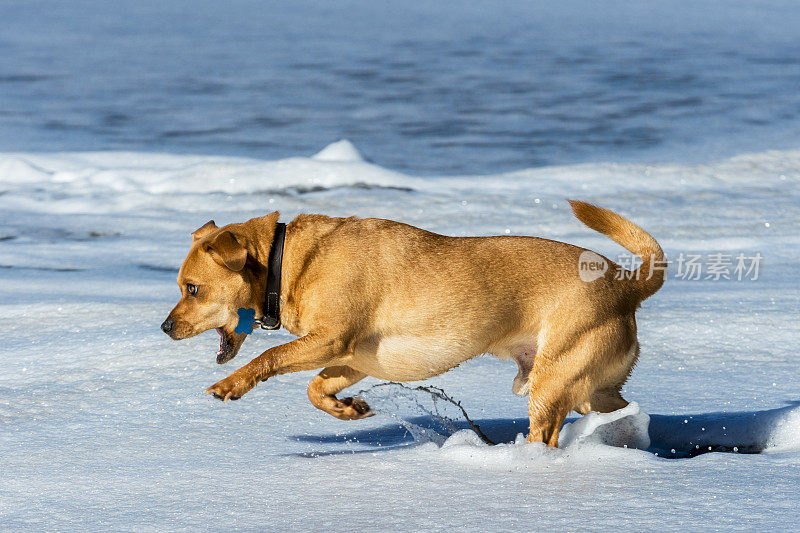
[[161, 213, 279, 364]]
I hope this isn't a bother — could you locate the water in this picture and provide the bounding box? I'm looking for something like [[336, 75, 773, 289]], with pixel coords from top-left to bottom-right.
[[2, 0, 800, 175]]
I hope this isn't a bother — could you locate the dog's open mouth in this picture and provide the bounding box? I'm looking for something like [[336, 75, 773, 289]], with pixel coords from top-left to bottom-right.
[[216, 327, 238, 364]]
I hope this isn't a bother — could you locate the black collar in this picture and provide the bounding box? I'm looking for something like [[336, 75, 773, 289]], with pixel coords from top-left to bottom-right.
[[260, 222, 286, 330]]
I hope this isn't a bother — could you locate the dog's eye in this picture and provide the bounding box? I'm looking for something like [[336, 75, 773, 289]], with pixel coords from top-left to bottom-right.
[[186, 284, 198, 296]]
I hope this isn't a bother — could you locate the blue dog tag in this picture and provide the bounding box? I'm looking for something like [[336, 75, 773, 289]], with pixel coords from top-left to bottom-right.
[[235, 308, 257, 334]]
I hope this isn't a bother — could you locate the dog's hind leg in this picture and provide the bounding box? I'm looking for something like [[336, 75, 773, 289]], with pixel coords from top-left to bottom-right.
[[575, 387, 629, 415], [589, 387, 629, 413], [307, 366, 374, 421], [576, 342, 637, 414], [527, 321, 634, 447], [527, 353, 590, 447]]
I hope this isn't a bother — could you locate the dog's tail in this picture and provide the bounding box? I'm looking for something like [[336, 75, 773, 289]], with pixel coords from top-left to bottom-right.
[[568, 199, 665, 301]]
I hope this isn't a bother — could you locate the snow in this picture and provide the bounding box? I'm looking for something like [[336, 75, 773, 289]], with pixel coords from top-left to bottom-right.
[[559, 402, 651, 450], [311, 139, 365, 162], [1, 141, 799, 530]]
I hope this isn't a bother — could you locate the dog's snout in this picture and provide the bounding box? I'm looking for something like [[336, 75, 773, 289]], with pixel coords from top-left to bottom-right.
[[161, 318, 175, 334]]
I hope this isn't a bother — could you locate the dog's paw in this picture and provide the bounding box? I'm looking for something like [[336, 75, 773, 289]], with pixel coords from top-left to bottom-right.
[[205, 369, 258, 402], [333, 397, 375, 420]]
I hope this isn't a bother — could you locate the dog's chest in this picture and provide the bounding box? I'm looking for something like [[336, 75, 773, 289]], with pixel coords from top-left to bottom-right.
[[349, 334, 475, 381]]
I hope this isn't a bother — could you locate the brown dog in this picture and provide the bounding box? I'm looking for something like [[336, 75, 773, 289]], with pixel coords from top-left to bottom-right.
[[161, 201, 664, 446]]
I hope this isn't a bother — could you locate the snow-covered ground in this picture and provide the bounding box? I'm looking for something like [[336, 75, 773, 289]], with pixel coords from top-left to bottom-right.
[[1, 141, 798, 530]]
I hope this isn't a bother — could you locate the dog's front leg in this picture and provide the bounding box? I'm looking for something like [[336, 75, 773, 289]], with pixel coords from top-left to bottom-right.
[[307, 366, 372, 420], [205, 332, 348, 402]]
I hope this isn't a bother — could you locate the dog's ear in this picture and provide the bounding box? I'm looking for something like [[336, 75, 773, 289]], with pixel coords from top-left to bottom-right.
[[204, 231, 247, 271], [192, 220, 218, 241]]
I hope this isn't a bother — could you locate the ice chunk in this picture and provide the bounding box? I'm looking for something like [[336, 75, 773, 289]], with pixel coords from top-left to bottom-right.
[[766, 404, 800, 452], [311, 139, 364, 162], [0, 156, 52, 188], [559, 402, 651, 450]]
